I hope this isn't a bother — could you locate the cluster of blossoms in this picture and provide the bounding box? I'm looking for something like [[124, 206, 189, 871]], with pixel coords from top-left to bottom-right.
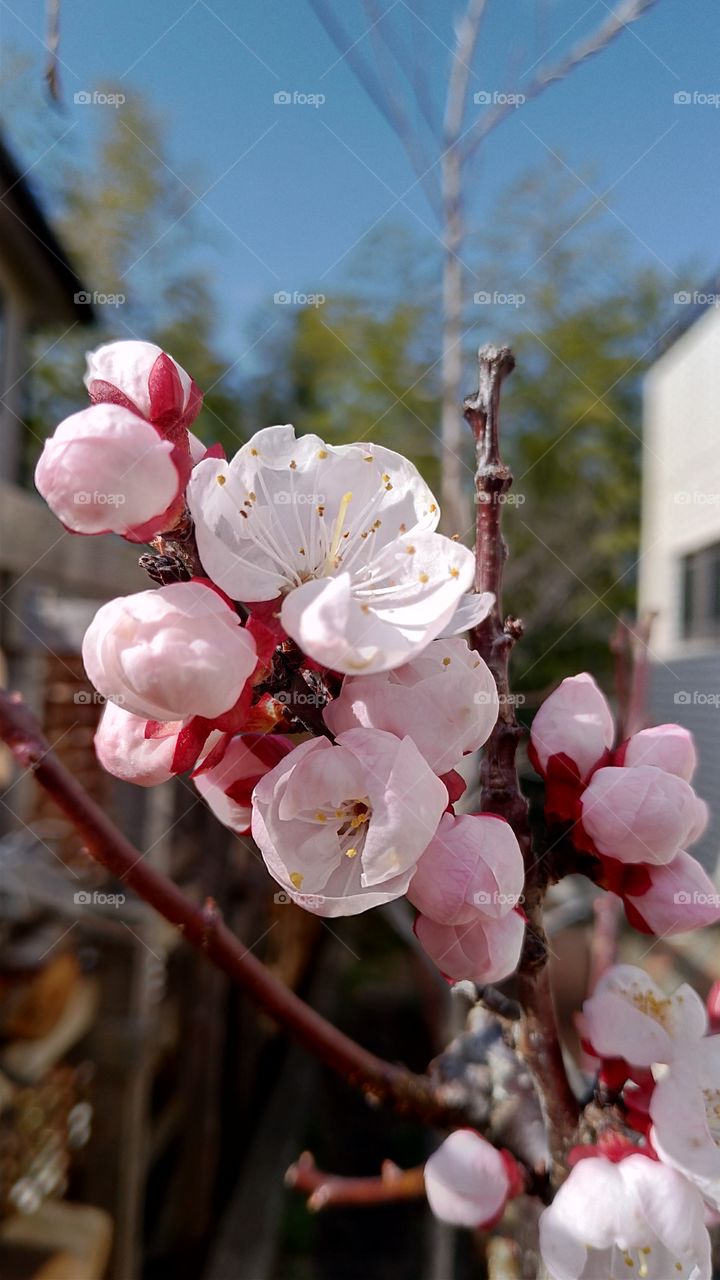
[[35, 339, 525, 986], [529, 673, 718, 937], [36, 341, 720, 1273], [427, 964, 720, 1278]]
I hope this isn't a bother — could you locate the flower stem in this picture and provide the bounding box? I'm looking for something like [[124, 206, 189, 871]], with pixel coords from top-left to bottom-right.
[[465, 345, 579, 1179]]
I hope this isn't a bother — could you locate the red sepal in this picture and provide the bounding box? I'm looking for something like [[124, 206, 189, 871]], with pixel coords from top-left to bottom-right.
[[440, 769, 466, 805]]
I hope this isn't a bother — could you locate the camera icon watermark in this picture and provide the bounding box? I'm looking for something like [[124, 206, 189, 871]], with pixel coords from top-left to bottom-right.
[[274, 889, 326, 908], [474, 490, 526, 506], [473, 90, 525, 108], [275, 689, 324, 709], [74, 890, 126, 907], [673, 90, 720, 108], [673, 890, 720, 905], [74, 490, 126, 507], [273, 290, 325, 307], [473, 890, 524, 907], [273, 90, 325, 108], [474, 690, 526, 707], [74, 690, 125, 706], [74, 290, 125, 307], [273, 490, 324, 505], [474, 290, 525, 307], [674, 290, 720, 306], [673, 490, 720, 506], [74, 90, 126, 108], [674, 690, 720, 708]]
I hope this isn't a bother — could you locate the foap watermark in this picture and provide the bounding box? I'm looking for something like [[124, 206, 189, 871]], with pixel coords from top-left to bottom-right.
[[674, 890, 720, 906], [274, 290, 325, 308], [273, 490, 325, 505], [475, 691, 526, 707], [674, 90, 720, 108], [274, 890, 326, 909], [74, 489, 126, 507], [274, 90, 325, 108], [674, 290, 720, 306], [474, 90, 525, 108], [475, 490, 525, 506], [674, 490, 720, 506], [74, 690, 125, 706], [74, 890, 126, 907], [474, 290, 525, 308], [74, 290, 126, 307], [674, 690, 720, 708], [473, 890, 524, 907], [74, 90, 126, 108], [275, 688, 325, 710]]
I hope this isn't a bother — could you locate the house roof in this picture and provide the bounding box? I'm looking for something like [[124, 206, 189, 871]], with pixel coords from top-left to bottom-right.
[[0, 133, 95, 326]]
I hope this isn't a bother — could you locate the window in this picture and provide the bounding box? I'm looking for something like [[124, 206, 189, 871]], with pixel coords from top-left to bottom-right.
[[681, 542, 720, 640]]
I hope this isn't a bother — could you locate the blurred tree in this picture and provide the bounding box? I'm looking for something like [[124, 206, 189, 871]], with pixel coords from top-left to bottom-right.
[[19, 83, 246, 472], [246, 165, 667, 689]]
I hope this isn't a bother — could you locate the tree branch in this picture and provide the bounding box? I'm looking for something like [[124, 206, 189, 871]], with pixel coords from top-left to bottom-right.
[[0, 689, 469, 1130], [462, 0, 659, 164], [286, 1151, 426, 1212], [465, 345, 579, 1181]]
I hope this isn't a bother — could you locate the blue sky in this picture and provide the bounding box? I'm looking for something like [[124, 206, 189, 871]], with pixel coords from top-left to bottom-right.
[[3, 0, 719, 352]]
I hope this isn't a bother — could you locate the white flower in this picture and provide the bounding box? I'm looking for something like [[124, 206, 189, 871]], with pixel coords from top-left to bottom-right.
[[424, 1130, 515, 1228], [539, 1154, 711, 1280], [251, 728, 448, 916], [323, 637, 498, 773], [651, 1036, 720, 1210], [187, 425, 486, 674], [582, 964, 707, 1068]]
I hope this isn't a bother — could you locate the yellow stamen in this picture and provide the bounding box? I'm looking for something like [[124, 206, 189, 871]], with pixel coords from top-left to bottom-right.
[[323, 492, 353, 573], [345, 847, 358, 858], [290, 872, 303, 889], [216, 474, 226, 486]]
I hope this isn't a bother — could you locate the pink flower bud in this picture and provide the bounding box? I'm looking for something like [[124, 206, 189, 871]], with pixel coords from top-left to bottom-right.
[[622, 850, 720, 936], [323, 638, 498, 774], [413, 911, 525, 985], [622, 723, 697, 781], [35, 405, 190, 540], [94, 701, 180, 786], [424, 1130, 518, 1228], [530, 673, 614, 783], [407, 813, 524, 925], [82, 581, 257, 722], [580, 764, 705, 865], [84, 340, 202, 437], [193, 734, 294, 834]]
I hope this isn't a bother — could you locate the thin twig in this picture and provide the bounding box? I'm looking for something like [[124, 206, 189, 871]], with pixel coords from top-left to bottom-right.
[[465, 345, 579, 1181], [462, 0, 659, 163], [286, 1151, 426, 1212], [0, 689, 469, 1129]]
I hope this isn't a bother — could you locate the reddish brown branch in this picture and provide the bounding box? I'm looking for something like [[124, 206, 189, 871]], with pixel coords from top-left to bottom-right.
[[285, 1151, 426, 1212], [0, 689, 467, 1128], [465, 346, 579, 1178]]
